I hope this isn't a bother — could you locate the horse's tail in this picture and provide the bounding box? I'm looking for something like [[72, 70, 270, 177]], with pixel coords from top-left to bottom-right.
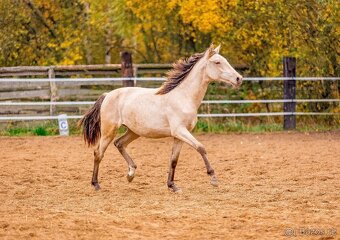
[[78, 94, 106, 146]]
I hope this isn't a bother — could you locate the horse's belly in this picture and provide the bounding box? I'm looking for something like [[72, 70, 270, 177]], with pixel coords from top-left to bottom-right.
[[124, 116, 171, 138], [132, 126, 171, 138]]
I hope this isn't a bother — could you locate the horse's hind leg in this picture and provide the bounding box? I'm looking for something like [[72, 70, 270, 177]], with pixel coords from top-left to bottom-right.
[[92, 125, 117, 190], [167, 138, 183, 193], [114, 129, 139, 182]]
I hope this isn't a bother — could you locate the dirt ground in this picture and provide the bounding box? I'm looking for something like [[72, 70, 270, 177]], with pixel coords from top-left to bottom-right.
[[0, 132, 339, 239]]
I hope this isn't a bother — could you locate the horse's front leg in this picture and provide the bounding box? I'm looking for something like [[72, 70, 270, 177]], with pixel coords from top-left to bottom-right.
[[167, 138, 183, 193], [173, 127, 218, 186]]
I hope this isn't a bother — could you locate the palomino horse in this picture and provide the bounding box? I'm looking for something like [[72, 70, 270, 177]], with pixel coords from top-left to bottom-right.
[[79, 45, 243, 192]]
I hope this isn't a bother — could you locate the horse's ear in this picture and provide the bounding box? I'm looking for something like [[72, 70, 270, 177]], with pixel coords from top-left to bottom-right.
[[205, 44, 216, 59], [214, 45, 221, 54]]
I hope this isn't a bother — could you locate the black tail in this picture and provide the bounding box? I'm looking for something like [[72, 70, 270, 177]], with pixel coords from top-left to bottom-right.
[[78, 94, 106, 146]]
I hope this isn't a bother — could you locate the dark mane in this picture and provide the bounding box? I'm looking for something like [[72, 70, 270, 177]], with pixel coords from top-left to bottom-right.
[[156, 51, 205, 95]]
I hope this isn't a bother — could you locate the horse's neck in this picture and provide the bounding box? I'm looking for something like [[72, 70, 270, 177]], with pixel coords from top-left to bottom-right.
[[172, 61, 209, 109]]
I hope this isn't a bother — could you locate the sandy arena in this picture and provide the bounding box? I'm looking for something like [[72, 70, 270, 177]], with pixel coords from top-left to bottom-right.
[[0, 132, 339, 239]]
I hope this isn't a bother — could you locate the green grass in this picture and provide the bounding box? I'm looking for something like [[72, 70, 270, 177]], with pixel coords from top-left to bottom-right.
[[0, 119, 129, 136], [6, 127, 31, 136], [0, 120, 76, 136], [34, 126, 48, 136], [194, 118, 340, 133], [0, 118, 338, 137], [194, 120, 283, 133], [1, 125, 55, 136]]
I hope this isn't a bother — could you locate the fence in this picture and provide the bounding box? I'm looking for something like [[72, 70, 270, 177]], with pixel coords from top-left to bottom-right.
[[0, 56, 339, 129], [0, 76, 339, 121]]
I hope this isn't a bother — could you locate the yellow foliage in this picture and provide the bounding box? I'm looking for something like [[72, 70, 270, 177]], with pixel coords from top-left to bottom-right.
[[0, 0, 338, 79]]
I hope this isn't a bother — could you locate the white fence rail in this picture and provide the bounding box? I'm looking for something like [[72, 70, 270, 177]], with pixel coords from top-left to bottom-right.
[[0, 112, 338, 121], [0, 77, 340, 83], [1, 99, 339, 106], [0, 77, 339, 121]]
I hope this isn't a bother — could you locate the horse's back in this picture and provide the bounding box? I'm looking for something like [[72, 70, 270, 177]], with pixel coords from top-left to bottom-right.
[[106, 87, 160, 108]]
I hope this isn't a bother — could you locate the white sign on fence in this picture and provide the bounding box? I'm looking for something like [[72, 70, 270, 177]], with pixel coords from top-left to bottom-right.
[[58, 114, 69, 136]]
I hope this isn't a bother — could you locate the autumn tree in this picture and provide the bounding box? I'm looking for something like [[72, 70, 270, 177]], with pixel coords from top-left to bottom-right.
[[0, 0, 338, 78]]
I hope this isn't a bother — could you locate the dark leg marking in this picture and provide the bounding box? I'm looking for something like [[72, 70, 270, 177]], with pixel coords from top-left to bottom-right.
[[173, 127, 218, 187], [91, 135, 114, 190], [167, 138, 183, 193], [198, 147, 218, 186]]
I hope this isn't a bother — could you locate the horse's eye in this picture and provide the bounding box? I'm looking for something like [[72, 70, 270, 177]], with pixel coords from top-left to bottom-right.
[[215, 61, 220, 65]]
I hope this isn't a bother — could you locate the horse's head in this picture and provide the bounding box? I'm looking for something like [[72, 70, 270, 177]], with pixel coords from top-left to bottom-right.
[[204, 45, 243, 88]]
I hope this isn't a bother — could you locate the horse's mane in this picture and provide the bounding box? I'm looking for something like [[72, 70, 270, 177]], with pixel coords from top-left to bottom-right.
[[156, 51, 206, 95]]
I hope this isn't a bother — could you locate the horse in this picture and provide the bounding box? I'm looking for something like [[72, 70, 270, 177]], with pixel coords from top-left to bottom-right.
[[79, 44, 243, 193]]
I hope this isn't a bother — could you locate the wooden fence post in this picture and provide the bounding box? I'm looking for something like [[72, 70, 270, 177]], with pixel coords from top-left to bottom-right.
[[283, 57, 296, 130], [48, 67, 58, 115], [120, 51, 134, 87]]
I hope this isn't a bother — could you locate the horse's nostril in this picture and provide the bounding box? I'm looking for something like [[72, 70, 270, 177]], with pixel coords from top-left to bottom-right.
[[236, 77, 240, 82]]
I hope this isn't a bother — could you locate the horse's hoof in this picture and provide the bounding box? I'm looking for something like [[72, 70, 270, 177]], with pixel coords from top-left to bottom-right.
[[92, 183, 101, 191], [174, 188, 182, 194], [210, 178, 218, 187], [168, 185, 182, 193], [210, 175, 218, 187], [127, 174, 134, 182]]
